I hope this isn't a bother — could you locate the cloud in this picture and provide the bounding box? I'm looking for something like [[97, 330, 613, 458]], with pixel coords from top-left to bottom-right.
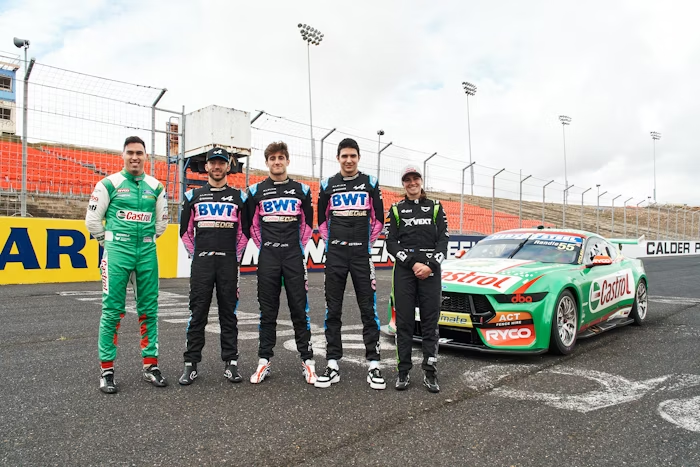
[[2, 0, 699, 206]]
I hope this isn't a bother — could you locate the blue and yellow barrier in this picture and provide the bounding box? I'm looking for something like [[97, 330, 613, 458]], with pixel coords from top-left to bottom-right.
[[0, 217, 180, 285]]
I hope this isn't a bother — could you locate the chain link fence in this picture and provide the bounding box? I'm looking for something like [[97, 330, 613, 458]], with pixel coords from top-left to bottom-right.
[[1, 54, 697, 238]]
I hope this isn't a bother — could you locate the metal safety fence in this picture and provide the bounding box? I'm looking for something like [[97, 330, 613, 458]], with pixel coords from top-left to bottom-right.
[[1, 53, 697, 238]]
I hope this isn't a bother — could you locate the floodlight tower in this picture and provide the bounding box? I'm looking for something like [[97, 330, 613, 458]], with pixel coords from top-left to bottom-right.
[[298, 24, 324, 177], [559, 115, 572, 205], [462, 81, 477, 195], [650, 131, 661, 203]]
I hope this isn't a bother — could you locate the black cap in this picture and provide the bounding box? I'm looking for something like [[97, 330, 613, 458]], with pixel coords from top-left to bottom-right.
[[206, 147, 230, 162]]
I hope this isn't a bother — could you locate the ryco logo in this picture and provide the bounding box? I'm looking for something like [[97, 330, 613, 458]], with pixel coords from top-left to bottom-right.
[[116, 210, 152, 222], [485, 328, 532, 341], [483, 325, 535, 346]]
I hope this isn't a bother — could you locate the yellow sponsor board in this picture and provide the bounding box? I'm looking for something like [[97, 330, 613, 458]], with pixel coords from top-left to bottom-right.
[[438, 311, 473, 328], [0, 217, 179, 285]]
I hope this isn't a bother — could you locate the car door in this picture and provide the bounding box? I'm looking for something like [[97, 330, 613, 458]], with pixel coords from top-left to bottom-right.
[[580, 237, 635, 324]]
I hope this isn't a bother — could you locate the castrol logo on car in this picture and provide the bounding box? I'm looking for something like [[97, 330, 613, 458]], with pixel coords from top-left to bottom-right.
[[441, 270, 522, 291], [482, 325, 535, 346], [116, 210, 152, 222], [589, 269, 635, 313]]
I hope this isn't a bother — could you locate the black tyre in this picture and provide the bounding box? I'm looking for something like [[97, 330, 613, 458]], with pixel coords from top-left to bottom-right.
[[630, 279, 648, 326], [549, 290, 578, 355]]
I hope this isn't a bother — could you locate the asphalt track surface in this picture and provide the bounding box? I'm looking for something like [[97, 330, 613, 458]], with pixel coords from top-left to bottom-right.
[[2, 256, 700, 466]]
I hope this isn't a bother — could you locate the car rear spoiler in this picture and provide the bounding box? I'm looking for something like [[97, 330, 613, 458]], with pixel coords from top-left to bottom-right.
[[608, 235, 645, 250]]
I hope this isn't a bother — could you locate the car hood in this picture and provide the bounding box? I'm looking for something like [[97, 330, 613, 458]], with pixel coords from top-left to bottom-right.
[[440, 258, 578, 294]]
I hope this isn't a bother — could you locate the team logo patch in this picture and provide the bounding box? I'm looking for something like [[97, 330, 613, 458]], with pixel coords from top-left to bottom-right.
[[116, 210, 152, 222], [100, 250, 109, 295], [117, 188, 130, 193]]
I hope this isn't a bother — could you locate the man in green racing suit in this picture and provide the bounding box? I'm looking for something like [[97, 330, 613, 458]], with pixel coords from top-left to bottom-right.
[[85, 136, 169, 394]]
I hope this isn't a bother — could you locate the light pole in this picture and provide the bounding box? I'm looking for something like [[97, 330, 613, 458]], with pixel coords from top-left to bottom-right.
[[462, 81, 477, 195], [581, 187, 592, 230], [377, 136, 392, 181], [636, 199, 646, 237], [542, 180, 554, 225], [376, 129, 384, 178], [14, 37, 30, 217], [423, 152, 437, 190], [597, 185, 607, 234], [650, 131, 661, 203], [519, 174, 532, 227], [460, 162, 476, 233], [298, 24, 323, 178], [611, 195, 621, 236], [623, 197, 633, 237], [559, 115, 572, 205], [492, 168, 505, 233], [646, 198, 652, 238], [318, 127, 336, 182], [563, 184, 574, 228]]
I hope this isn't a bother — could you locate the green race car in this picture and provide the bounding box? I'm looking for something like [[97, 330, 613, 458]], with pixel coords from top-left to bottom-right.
[[408, 227, 648, 355]]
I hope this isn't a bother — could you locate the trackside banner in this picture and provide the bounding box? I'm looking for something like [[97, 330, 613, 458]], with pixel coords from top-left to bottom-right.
[[176, 234, 487, 276], [0, 217, 180, 285], [3, 216, 698, 284]]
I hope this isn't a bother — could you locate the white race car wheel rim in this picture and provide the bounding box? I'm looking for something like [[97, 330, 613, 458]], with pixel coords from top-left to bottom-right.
[[557, 295, 577, 347], [636, 281, 648, 320]]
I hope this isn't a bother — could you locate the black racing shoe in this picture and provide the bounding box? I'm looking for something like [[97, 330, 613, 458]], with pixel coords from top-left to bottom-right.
[[395, 371, 410, 391], [224, 361, 243, 383], [367, 368, 386, 390], [314, 366, 340, 388], [143, 365, 168, 387], [423, 370, 440, 393], [178, 362, 198, 385], [99, 369, 118, 394]]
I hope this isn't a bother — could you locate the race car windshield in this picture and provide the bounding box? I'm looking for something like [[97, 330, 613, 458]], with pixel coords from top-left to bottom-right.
[[465, 233, 583, 264]]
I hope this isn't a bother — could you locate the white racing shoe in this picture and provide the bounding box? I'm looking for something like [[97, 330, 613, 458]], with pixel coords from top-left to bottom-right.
[[250, 359, 271, 384], [302, 359, 317, 384]]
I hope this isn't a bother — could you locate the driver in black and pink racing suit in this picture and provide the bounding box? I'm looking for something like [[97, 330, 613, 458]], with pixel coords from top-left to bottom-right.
[[315, 138, 386, 390]]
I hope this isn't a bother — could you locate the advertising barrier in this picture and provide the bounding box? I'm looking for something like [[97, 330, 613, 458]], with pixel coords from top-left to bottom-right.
[[2, 216, 699, 285], [0, 217, 179, 285]]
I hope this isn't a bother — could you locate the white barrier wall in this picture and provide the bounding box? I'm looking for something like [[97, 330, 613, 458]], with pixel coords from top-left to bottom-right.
[[621, 241, 700, 259]]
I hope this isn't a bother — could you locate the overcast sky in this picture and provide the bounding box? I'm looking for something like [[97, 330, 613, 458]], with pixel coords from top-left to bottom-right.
[[1, 0, 697, 207]]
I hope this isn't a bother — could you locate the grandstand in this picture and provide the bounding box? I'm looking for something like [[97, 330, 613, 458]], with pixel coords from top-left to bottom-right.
[[3, 136, 696, 240]]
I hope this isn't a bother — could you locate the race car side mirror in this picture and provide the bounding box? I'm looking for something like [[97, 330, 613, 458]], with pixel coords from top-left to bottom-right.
[[455, 249, 467, 259], [587, 255, 613, 268]]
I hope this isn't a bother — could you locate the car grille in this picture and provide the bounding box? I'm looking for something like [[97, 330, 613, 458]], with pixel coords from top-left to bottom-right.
[[441, 292, 472, 313], [441, 292, 495, 323]]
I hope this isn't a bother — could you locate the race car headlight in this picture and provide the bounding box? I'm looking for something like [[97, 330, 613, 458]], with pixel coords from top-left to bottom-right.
[[492, 292, 548, 304]]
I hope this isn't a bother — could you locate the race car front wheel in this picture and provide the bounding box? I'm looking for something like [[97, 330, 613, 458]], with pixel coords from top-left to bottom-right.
[[630, 279, 648, 326], [549, 290, 577, 355]]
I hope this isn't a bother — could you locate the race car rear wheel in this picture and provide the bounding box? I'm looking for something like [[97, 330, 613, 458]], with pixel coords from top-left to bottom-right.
[[549, 290, 577, 355], [630, 279, 648, 326]]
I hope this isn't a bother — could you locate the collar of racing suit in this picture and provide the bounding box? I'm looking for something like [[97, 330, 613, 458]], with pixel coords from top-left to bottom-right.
[[269, 177, 291, 185], [206, 183, 229, 191], [120, 169, 145, 182], [340, 171, 361, 181]]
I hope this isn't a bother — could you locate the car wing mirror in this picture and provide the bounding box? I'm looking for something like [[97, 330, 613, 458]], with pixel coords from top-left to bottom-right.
[[587, 255, 613, 267], [455, 249, 467, 259]]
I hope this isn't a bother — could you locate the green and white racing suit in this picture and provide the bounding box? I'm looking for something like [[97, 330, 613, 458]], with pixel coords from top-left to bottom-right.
[[85, 170, 168, 368]]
